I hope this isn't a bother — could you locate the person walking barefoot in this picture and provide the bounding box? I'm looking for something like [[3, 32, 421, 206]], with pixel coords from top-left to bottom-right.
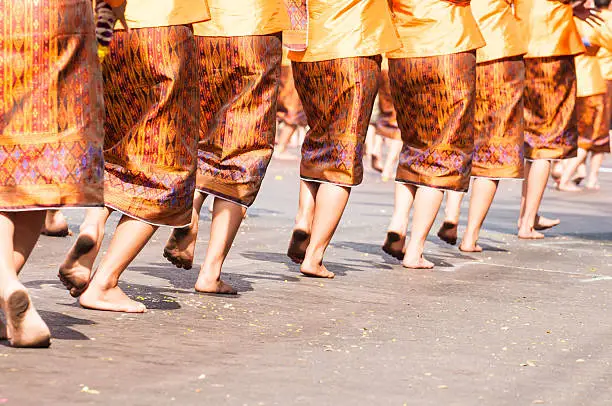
[[59, 0, 210, 312], [285, 0, 400, 278], [382, 0, 484, 268], [436, 0, 529, 252], [162, 0, 290, 294], [518, 0, 601, 239], [0, 0, 108, 346]]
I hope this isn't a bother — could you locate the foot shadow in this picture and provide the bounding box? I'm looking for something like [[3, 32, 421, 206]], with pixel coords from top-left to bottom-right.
[[330, 241, 396, 269], [241, 251, 364, 277], [0, 310, 95, 345]]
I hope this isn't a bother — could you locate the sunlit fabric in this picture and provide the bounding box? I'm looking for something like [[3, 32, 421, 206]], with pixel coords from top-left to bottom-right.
[[387, 0, 485, 58], [471, 0, 528, 63], [576, 95, 609, 152], [117, 0, 210, 29], [287, 0, 400, 62], [523, 56, 578, 160], [103, 27, 199, 227], [195, 34, 283, 207], [390, 52, 478, 192], [294, 56, 381, 186], [0, 0, 105, 210], [193, 0, 289, 37], [472, 57, 525, 179], [525, 0, 584, 58]]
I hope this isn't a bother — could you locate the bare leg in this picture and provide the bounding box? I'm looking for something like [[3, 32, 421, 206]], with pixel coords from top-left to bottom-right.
[[381, 139, 402, 181], [59, 207, 111, 297], [518, 160, 550, 239], [403, 186, 443, 269], [437, 190, 464, 245], [558, 149, 587, 192], [41, 209, 71, 237], [287, 180, 317, 263], [300, 183, 351, 278], [0, 211, 50, 347], [460, 178, 499, 252], [586, 152, 604, 190], [194, 199, 245, 294], [164, 191, 206, 270], [274, 124, 298, 160], [13, 211, 45, 274], [78, 215, 156, 313], [382, 182, 415, 260], [371, 134, 384, 172]]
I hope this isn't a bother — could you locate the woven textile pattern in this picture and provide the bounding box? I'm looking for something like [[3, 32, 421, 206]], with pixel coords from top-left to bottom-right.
[[576, 94, 608, 152], [390, 51, 477, 192], [472, 57, 525, 179], [293, 56, 381, 186], [0, 0, 105, 210], [593, 81, 612, 153], [283, 0, 308, 51], [102, 26, 198, 227], [196, 34, 282, 207], [524, 56, 578, 160]]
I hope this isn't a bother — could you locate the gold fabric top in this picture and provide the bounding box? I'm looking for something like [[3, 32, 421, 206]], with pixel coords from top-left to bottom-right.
[[193, 0, 289, 37], [575, 14, 612, 97], [116, 0, 210, 29], [288, 0, 401, 62], [525, 0, 584, 58], [471, 0, 529, 63], [598, 47, 612, 80], [387, 0, 485, 59]]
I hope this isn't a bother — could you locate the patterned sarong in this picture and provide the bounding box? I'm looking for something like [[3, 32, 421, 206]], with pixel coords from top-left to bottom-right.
[[472, 57, 525, 179], [576, 94, 607, 152], [102, 26, 198, 227], [0, 0, 105, 211], [293, 56, 381, 186], [195, 34, 282, 207], [390, 51, 477, 192], [524, 56, 578, 160]]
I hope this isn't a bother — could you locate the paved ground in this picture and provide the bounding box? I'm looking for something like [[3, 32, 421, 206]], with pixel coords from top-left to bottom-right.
[[1, 153, 611, 406]]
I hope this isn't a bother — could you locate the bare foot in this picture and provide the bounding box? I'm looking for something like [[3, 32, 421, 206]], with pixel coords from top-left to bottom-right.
[[300, 262, 335, 278], [287, 229, 310, 264], [195, 278, 237, 295], [41, 210, 71, 237], [556, 182, 582, 192], [382, 231, 405, 260], [437, 221, 458, 245], [534, 214, 560, 231], [402, 254, 434, 269], [2, 282, 51, 348], [79, 284, 146, 313], [459, 241, 483, 252], [163, 223, 198, 270], [58, 224, 98, 297], [518, 227, 545, 240]]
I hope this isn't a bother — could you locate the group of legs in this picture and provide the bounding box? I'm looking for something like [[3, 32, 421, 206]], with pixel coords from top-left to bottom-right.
[[381, 52, 585, 266]]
